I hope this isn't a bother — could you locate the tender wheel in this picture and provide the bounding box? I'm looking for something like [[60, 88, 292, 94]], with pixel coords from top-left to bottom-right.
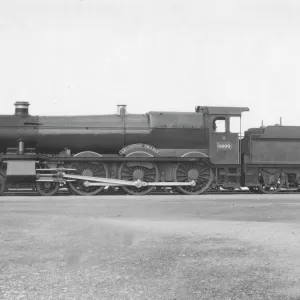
[[118, 162, 159, 195], [249, 187, 259, 193], [258, 183, 282, 194], [258, 184, 282, 194], [0, 175, 6, 195], [258, 169, 283, 194], [67, 162, 108, 195], [173, 162, 213, 195], [36, 181, 60, 196]]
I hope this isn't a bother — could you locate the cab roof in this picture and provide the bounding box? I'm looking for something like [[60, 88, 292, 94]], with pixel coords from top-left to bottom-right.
[[195, 106, 249, 116]]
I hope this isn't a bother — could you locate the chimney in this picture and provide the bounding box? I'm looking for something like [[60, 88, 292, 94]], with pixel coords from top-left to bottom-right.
[[117, 105, 127, 116], [14, 102, 30, 116]]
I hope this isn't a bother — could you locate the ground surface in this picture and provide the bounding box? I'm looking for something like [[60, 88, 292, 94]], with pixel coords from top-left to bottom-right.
[[1, 194, 300, 300]]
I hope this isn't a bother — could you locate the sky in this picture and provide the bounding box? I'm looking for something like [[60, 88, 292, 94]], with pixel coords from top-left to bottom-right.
[[0, 0, 300, 132]]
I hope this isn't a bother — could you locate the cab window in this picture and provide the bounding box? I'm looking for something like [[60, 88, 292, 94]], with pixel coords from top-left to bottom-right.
[[229, 116, 240, 133], [213, 117, 226, 133]]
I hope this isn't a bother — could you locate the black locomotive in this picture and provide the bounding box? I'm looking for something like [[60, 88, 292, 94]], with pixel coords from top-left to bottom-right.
[[0, 101, 297, 195]]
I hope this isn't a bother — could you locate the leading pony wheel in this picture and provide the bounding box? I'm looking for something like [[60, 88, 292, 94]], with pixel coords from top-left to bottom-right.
[[36, 182, 60, 196], [173, 162, 213, 195]]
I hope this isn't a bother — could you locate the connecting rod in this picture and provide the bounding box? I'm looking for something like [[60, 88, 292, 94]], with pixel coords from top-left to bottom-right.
[[61, 173, 196, 188], [84, 181, 196, 187]]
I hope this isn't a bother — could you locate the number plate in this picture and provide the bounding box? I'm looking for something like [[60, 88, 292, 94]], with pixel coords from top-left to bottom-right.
[[217, 142, 232, 150]]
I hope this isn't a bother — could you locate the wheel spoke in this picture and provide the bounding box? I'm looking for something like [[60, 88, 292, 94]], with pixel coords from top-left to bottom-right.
[[179, 165, 189, 172], [144, 169, 155, 174]]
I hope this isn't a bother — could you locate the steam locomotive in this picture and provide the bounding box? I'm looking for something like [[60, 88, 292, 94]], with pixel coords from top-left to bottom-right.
[[0, 101, 299, 196]]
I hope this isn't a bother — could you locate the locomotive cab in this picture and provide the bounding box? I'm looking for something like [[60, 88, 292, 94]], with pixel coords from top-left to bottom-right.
[[196, 106, 249, 165]]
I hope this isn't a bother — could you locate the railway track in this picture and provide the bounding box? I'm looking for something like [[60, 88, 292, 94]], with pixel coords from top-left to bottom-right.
[[2, 187, 300, 196]]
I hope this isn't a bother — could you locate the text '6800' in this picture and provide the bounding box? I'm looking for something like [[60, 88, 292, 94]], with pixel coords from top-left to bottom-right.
[[217, 142, 232, 150]]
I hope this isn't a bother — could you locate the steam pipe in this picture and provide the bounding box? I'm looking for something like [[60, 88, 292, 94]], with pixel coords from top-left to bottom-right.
[[18, 139, 24, 155]]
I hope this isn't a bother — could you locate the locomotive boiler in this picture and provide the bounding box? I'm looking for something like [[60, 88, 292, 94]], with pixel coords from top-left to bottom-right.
[[0, 102, 209, 154]]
